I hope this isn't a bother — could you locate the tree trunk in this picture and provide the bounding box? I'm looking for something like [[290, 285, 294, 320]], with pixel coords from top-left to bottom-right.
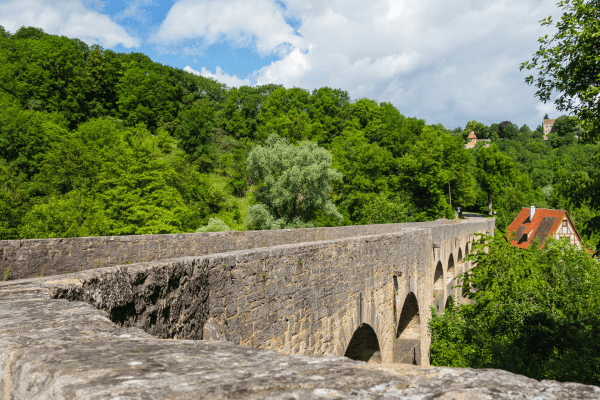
[[487, 192, 493, 216]]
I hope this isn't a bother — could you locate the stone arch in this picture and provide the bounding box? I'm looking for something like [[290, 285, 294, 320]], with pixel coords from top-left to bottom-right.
[[447, 253, 455, 275], [432, 261, 443, 311], [344, 323, 381, 363], [395, 292, 421, 365], [446, 253, 456, 299], [455, 247, 465, 286], [445, 295, 454, 310], [335, 290, 389, 362]]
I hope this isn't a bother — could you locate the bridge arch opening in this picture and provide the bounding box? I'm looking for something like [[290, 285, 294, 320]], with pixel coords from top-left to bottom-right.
[[446, 254, 456, 301], [455, 247, 464, 289], [433, 262, 443, 311], [395, 292, 421, 365], [344, 323, 381, 363], [445, 295, 455, 310], [447, 254, 455, 275]]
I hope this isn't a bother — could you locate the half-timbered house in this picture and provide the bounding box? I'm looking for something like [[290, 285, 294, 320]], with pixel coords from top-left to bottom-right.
[[506, 206, 583, 249]]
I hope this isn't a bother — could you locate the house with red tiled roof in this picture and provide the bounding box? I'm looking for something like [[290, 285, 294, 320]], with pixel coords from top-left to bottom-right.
[[506, 206, 583, 249]]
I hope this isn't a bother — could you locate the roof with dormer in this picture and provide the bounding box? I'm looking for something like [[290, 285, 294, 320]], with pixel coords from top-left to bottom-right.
[[506, 207, 579, 249]]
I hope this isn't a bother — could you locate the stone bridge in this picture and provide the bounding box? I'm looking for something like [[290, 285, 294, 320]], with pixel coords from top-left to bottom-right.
[[1, 218, 493, 369]]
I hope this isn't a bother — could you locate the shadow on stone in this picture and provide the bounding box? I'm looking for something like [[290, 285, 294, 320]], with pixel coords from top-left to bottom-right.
[[344, 323, 381, 363], [394, 338, 420, 365], [110, 302, 137, 326], [395, 292, 421, 365]]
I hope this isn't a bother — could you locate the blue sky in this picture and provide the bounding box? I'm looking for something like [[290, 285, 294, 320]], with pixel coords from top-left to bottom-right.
[[0, 0, 566, 130]]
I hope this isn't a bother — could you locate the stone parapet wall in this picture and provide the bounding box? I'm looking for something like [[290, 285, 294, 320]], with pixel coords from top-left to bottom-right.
[[45, 228, 433, 364], [14, 219, 495, 365], [0, 217, 498, 395], [1, 220, 452, 281]]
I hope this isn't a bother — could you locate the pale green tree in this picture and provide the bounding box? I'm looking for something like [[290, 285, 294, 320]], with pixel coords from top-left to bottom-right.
[[246, 134, 343, 229], [196, 217, 232, 232]]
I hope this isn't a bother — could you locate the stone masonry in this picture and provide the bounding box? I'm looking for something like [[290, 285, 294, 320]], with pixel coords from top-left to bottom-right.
[[7, 219, 568, 399], [2, 279, 599, 399], [2, 219, 493, 365], [1, 220, 453, 281]]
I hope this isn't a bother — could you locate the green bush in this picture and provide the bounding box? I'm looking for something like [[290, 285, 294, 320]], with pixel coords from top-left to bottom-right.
[[430, 231, 600, 385], [195, 217, 232, 233]]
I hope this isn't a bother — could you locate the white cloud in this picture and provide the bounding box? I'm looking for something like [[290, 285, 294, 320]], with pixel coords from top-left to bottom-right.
[[183, 65, 252, 88], [165, 0, 566, 129], [252, 0, 564, 128], [0, 0, 140, 48], [152, 0, 304, 56]]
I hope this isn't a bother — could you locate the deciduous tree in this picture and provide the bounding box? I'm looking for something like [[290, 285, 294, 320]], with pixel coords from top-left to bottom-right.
[[475, 144, 518, 215], [521, 0, 600, 142], [246, 134, 342, 229]]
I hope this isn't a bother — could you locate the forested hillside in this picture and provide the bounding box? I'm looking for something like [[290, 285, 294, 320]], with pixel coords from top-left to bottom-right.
[[0, 26, 599, 252]]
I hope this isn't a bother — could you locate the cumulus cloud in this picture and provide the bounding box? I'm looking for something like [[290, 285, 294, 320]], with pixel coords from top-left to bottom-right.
[[188, 0, 561, 127], [164, 0, 566, 128], [248, 0, 564, 128], [0, 0, 140, 48], [151, 0, 303, 56], [183, 65, 252, 88]]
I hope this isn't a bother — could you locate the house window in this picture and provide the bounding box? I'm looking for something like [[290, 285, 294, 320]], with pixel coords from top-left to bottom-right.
[[562, 220, 567, 228]]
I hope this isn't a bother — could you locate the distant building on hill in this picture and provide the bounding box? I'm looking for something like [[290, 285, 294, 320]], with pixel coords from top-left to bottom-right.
[[465, 131, 491, 149], [506, 206, 583, 249], [543, 118, 556, 140], [465, 131, 477, 148]]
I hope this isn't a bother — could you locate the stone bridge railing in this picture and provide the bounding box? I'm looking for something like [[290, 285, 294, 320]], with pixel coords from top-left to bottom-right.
[[1, 220, 455, 281], [1, 218, 494, 367]]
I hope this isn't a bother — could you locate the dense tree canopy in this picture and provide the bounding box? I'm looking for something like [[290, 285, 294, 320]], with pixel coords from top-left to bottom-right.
[[0, 25, 597, 255], [475, 144, 520, 215]]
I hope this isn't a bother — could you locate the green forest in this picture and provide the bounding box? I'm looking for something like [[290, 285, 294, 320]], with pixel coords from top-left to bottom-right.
[[1, 25, 599, 248]]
